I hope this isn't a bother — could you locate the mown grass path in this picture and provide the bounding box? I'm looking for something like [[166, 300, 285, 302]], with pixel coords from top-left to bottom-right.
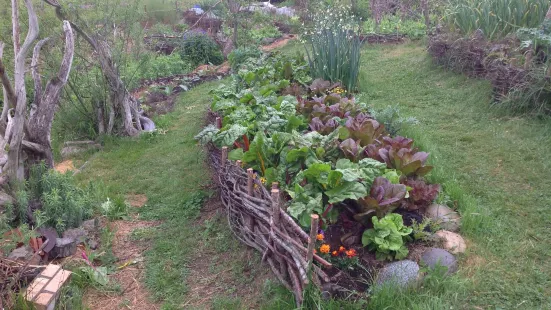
[[360, 43, 551, 309]]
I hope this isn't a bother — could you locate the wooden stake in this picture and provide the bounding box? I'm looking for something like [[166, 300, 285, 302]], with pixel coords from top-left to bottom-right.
[[216, 117, 222, 129], [247, 168, 253, 196], [271, 182, 279, 190], [271, 189, 280, 225], [221, 146, 228, 168], [306, 214, 320, 272]]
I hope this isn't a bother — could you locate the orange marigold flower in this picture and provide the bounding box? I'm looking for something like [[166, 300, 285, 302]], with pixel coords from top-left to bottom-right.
[[332, 250, 338, 257], [345, 249, 357, 258], [316, 234, 324, 241], [338, 246, 346, 253], [320, 244, 330, 254]]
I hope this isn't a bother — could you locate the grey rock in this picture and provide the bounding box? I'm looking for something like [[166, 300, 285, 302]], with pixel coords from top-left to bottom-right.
[[8, 246, 33, 261], [62, 228, 87, 244], [375, 260, 420, 289], [88, 239, 99, 250], [420, 248, 458, 275], [50, 238, 77, 258], [81, 218, 99, 233], [426, 204, 461, 232], [61, 140, 101, 159], [261, 37, 276, 45], [0, 191, 14, 208]]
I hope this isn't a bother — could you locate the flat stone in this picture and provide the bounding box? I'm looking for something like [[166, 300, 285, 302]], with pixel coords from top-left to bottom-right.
[[420, 248, 458, 275], [8, 246, 33, 261], [81, 218, 99, 233], [49, 238, 77, 258], [426, 204, 461, 232], [61, 141, 101, 159], [62, 228, 87, 244], [375, 260, 420, 289], [434, 230, 466, 254]]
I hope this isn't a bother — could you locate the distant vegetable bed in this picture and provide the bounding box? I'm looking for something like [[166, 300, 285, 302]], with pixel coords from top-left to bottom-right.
[[196, 52, 463, 305]]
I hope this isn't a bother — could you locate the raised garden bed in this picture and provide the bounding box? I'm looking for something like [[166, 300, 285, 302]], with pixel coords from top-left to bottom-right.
[[197, 52, 466, 305]]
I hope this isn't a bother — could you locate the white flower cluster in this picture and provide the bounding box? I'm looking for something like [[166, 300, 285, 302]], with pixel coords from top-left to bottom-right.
[[302, 4, 361, 39]]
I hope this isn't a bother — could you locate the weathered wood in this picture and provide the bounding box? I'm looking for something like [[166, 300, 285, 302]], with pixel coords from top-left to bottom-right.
[[306, 214, 320, 273], [6, 0, 40, 181], [247, 168, 253, 196], [221, 146, 228, 168]]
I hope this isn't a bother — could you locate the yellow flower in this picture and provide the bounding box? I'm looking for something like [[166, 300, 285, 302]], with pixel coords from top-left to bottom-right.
[[320, 244, 330, 254], [316, 234, 324, 241], [260, 177, 267, 184]]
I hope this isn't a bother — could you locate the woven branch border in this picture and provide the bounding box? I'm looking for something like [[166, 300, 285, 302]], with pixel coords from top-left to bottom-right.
[[206, 117, 335, 306]]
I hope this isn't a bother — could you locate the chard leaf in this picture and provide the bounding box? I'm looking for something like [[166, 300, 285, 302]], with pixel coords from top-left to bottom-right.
[[212, 124, 247, 147], [326, 182, 368, 204], [194, 125, 219, 145], [228, 148, 244, 160]]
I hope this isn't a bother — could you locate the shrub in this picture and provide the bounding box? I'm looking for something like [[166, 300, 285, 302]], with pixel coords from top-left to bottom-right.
[[9, 163, 107, 234], [304, 4, 362, 92], [228, 47, 262, 71], [444, 0, 549, 40], [179, 32, 224, 67]]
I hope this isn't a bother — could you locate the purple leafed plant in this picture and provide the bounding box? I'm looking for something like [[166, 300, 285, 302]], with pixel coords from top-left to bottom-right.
[[343, 113, 386, 147], [310, 117, 339, 135], [365, 136, 433, 177], [401, 178, 440, 211], [354, 177, 408, 221]]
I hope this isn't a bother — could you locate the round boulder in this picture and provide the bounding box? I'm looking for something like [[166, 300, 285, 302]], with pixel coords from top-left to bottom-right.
[[426, 204, 461, 232], [435, 230, 466, 254], [375, 260, 420, 289], [420, 248, 457, 275]]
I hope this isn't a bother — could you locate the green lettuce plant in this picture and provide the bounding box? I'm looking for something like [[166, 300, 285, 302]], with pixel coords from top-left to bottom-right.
[[362, 213, 412, 261]]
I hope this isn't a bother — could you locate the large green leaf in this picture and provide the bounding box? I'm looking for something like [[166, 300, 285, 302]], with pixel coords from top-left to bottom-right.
[[326, 182, 368, 204], [212, 124, 247, 147]]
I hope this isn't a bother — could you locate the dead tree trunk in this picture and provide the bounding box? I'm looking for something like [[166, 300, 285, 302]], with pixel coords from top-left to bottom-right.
[[27, 21, 75, 168], [43, 0, 143, 137], [0, 0, 74, 181]]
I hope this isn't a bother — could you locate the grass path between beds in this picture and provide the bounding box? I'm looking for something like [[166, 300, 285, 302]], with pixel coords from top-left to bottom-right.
[[359, 42, 551, 309]]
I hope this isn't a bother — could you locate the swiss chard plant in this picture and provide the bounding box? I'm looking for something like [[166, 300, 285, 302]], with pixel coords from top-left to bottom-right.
[[362, 213, 412, 261]]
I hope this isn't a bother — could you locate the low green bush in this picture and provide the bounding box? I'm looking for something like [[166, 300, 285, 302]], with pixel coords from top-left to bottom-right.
[[363, 15, 426, 39], [179, 32, 224, 67], [228, 47, 262, 71]]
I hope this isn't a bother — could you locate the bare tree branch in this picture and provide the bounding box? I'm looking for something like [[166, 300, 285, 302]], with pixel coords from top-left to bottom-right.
[[11, 0, 20, 54], [0, 43, 16, 114], [7, 0, 40, 181], [31, 38, 50, 107]]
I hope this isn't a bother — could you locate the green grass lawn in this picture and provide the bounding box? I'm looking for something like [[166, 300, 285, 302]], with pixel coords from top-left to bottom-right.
[[76, 42, 551, 309], [359, 42, 551, 309]]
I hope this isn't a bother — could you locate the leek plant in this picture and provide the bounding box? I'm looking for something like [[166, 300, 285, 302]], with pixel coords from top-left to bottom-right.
[[445, 0, 549, 40], [304, 5, 363, 92]]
